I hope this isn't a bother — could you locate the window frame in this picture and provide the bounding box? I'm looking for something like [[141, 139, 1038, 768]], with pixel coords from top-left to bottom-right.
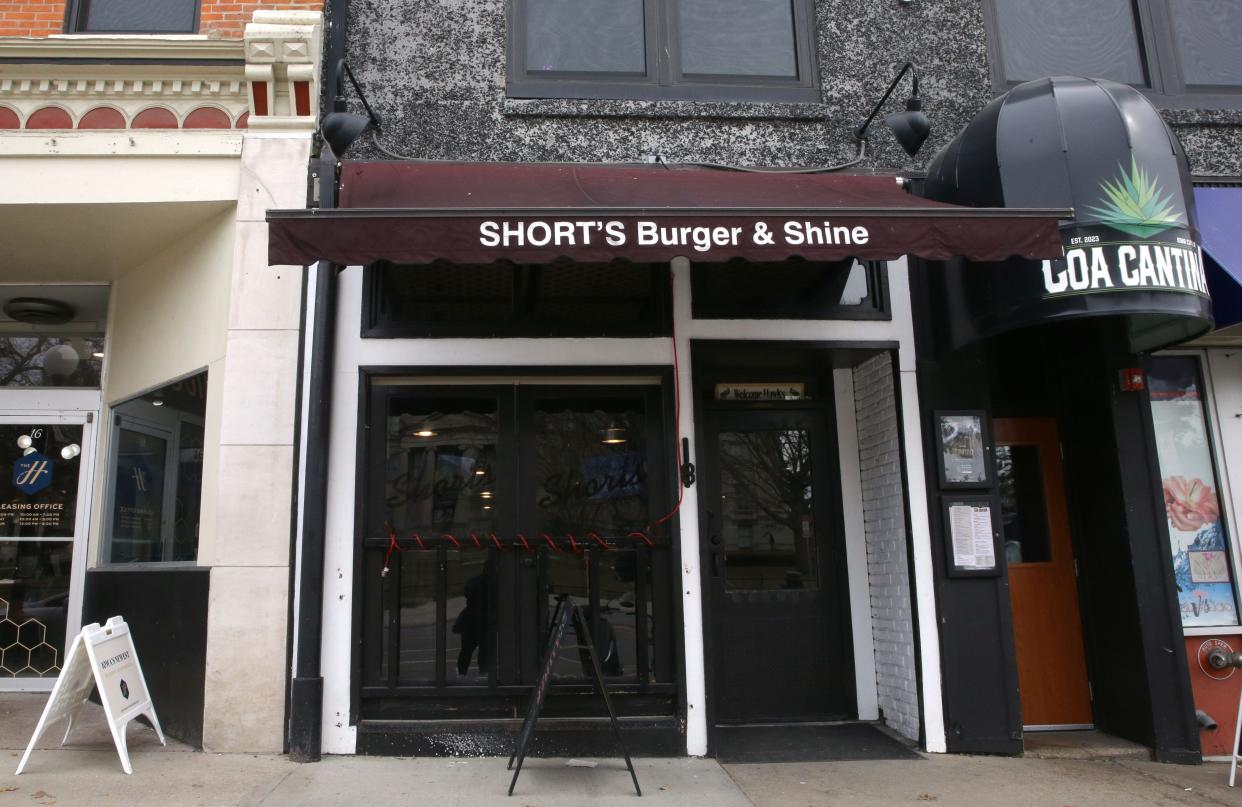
[[100, 403, 205, 567], [65, 0, 201, 35], [1148, 349, 1242, 635], [981, 0, 1242, 110], [506, 0, 821, 103], [689, 259, 891, 321], [362, 261, 674, 339]]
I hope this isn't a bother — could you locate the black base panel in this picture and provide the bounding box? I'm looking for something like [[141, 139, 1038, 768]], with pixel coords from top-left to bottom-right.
[[356, 718, 683, 757], [82, 568, 210, 749], [714, 724, 921, 763]]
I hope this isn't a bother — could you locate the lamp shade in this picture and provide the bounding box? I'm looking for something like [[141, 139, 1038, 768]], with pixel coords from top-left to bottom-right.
[[884, 99, 931, 157], [321, 111, 374, 158]]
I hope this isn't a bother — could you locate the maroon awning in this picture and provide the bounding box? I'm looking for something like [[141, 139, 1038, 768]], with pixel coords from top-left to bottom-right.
[[267, 161, 1071, 266]]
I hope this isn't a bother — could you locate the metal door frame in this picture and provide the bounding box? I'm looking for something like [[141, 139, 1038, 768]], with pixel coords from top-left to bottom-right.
[[0, 388, 101, 692]]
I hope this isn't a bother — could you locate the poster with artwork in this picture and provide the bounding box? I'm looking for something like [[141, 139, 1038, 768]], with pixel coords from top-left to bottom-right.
[[1148, 358, 1239, 628]]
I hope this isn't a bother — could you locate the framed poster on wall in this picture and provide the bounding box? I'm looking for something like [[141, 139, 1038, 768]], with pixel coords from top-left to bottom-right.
[[935, 410, 992, 489], [942, 495, 1001, 578]]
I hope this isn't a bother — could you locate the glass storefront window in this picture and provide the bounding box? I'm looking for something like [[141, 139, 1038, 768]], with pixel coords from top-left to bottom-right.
[[0, 540, 71, 679], [382, 398, 500, 536], [103, 372, 207, 564], [1149, 356, 1239, 628], [0, 336, 104, 388]]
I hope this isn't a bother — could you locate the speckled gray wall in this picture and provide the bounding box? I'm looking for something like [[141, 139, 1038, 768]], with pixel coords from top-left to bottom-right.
[[337, 0, 1240, 177]]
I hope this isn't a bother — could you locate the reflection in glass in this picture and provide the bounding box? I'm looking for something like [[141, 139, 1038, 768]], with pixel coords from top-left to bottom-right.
[[718, 429, 818, 591], [109, 428, 168, 563], [526, 0, 646, 74], [996, 445, 1051, 564], [397, 550, 438, 683], [174, 421, 204, 562], [679, 0, 797, 77], [543, 549, 639, 682], [992, 0, 1145, 84], [598, 550, 640, 680], [106, 371, 207, 563], [0, 539, 71, 678], [448, 551, 490, 684], [82, 0, 196, 32], [0, 336, 104, 388], [1169, 0, 1242, 87], [0, 424, 82, 539], [384, 400, 498, 536], [533, 397, 648, 538]]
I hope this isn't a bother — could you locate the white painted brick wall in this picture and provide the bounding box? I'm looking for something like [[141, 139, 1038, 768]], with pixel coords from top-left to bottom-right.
[[852, 354, 921, 742]]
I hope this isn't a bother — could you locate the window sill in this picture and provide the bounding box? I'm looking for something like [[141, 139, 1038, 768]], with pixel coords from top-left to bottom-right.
[[502, 97, 831, 121], [1183, 625, 1242, 637]]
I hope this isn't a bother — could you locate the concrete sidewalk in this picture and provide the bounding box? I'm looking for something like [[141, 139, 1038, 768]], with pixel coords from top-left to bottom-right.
[[3, 695, 1242, 806]]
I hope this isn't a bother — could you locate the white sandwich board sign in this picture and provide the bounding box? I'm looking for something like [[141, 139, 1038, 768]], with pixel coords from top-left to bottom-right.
[[16, 616, 164, 775]]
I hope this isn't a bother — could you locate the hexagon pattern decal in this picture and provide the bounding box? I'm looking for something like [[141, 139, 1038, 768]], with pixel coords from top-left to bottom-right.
[[0, 597, 60, 678]]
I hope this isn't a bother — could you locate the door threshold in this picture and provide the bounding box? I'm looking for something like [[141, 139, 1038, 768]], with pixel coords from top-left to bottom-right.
[[716, 718, 863, 729], [1023, 723, 1095, 732]]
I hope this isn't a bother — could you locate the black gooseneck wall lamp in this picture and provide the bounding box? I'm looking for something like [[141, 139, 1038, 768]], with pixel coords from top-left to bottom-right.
[[854, 61, 931, 158], [320, 59, 383, 158]]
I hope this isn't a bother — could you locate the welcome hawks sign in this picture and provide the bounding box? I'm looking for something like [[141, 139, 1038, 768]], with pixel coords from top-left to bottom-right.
[[1039, 160, 1209, 300]]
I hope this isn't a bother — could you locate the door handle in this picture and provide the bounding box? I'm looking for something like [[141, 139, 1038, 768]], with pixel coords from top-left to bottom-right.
[[711, 551, 723, 578]]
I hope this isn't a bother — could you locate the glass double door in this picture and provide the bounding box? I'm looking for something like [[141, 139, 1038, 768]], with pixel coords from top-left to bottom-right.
[[360, 382, 675, 719], [0, 411, 94, 690]]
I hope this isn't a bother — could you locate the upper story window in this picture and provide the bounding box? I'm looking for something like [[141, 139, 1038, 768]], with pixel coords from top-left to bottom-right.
[[984, 0, 1242, 108], [67, 0, 200, 34], [507, 0, 819, 103]]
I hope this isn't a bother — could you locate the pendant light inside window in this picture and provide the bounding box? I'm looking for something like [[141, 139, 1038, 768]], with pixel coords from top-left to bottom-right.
[[602, 425, 628, 445]]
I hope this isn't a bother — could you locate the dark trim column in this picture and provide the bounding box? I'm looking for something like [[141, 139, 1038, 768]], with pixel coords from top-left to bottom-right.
[[286, 3, 347, 761]]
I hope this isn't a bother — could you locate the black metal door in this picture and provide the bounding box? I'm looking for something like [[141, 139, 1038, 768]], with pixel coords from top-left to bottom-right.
[[359, 382, 676, 720], [703, 407, 853, 723]]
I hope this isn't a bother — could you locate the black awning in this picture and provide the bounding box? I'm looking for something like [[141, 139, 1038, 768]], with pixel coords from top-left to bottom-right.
[[923, 77, 1212, 353]]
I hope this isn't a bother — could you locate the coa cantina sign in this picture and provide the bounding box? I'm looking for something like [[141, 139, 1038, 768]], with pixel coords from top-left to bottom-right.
[[1040, 161, 1209, 300]]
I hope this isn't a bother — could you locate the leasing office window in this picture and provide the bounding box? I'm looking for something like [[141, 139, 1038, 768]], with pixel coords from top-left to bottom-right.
[[66, 0, 199, 33], [984, 0, 1242, 106], [103, 372, 207, 564], [508, 0, 819, 102]]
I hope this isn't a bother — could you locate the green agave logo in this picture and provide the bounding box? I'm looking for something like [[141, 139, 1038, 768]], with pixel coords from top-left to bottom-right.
[[1084, 157, 1184, 238]]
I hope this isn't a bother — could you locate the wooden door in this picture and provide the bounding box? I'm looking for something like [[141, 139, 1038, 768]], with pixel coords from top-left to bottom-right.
[[995, 418, 1093, 729]]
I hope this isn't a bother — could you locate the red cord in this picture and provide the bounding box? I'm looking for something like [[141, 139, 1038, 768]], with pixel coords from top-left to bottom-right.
[[628, 531, 655, 548], [382, 521, 408, 574], [490, 532, 505, 551], [588, 532, 611, 550], [542, 533, 559, 552], [518, 533, 532, 553], [442, 533, 462, 549], [470, 532, 483, 549]]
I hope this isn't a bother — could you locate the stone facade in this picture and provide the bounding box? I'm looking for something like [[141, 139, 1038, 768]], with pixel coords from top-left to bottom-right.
[[340, 0, 1240, 177]]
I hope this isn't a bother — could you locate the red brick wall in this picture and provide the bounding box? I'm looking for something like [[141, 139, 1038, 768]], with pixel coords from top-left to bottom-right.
[[0, 0, 320, 39], [199, 1, 321, 38], [0, 1, 67, 38]]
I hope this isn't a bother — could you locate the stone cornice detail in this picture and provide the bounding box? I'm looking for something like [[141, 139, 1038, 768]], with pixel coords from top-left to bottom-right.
[[0, 12, 322, 133], [0, 35, 244, 62]]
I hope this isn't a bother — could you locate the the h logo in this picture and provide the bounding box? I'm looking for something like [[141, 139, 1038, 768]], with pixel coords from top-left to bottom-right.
[[13, 453, 52, 495]]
